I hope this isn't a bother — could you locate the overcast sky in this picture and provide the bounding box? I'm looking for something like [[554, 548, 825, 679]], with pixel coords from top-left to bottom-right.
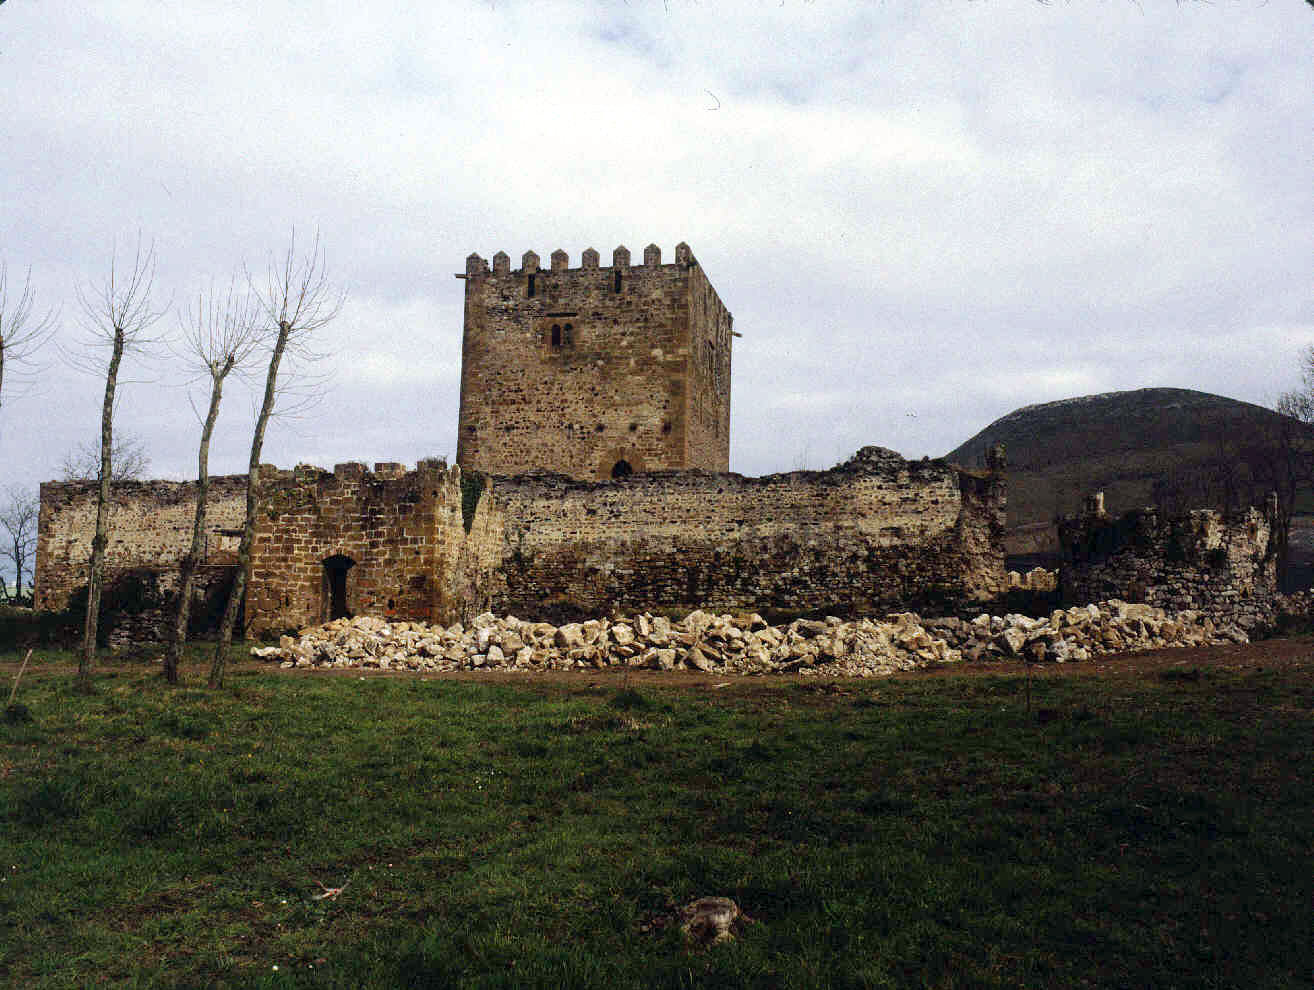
[[2, 0, 1311, 498]]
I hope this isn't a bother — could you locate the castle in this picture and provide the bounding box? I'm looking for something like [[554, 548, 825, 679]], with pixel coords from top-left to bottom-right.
[[35, 242, 1013, 637]]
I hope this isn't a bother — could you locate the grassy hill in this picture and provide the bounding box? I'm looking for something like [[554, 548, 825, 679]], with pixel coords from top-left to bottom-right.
[[946, 388, 1307, 557]]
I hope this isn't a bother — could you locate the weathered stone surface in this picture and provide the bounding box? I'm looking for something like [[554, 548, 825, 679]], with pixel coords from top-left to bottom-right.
[[1058, 498, 1278, 629], [456, 243, 732, 481], [38, 437, 1010, 644]]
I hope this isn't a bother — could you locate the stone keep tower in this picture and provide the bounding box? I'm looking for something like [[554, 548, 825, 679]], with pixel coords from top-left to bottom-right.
[[455, 242, 733, 481]]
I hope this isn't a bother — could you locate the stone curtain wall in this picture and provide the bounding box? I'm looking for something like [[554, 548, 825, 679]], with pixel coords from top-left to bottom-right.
[[37, 450, 1006, 638], [455, 242, 732, 481], [34, 475, 248, 611], [243, 460, 504, 635], [487, 447, 1006, 622], [1058, 495, 1278, 621]]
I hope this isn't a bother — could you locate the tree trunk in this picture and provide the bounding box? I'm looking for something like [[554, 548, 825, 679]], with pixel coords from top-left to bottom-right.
[[78, 330, 125, 694], [165, 358, 233, 684], [210, 325, 288, 689]]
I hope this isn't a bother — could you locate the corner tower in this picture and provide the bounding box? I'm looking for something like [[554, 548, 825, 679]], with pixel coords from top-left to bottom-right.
[[455, 241, 733, 480]]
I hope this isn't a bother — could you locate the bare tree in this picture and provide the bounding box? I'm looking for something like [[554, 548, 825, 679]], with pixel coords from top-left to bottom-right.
[[163, 278, 261, 684], [1277, 346, 1314, 427], [0, 261, 57, 422], [58, 432, 151, 482], [210, 231, 342, 688], [1269, 348, 1314, 568], [70, 239, 165, 693], [0, 485, 39, 603]]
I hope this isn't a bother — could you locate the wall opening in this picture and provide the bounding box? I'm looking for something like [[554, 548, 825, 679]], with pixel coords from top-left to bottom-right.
[[613, 270, 622, 293], [322, 554, 356, 621], [551, 324, 561, 347], [527, 274, 536, 298], [611, 459, 633, 480]]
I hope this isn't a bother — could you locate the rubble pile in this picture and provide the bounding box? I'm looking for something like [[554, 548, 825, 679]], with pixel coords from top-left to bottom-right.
[[252, 598, 1250, 677], [923, 599, 1248, 663], [252, 610, 958, 678]]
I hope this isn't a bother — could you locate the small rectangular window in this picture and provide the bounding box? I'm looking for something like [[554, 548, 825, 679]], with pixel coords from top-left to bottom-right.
[[527, 274, 536, 298]]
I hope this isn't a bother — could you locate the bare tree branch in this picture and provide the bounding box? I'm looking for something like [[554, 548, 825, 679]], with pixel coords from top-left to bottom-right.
[[58, 432, 151, 483], [163, 275, 261, 684], [0, 260, 58, 420]]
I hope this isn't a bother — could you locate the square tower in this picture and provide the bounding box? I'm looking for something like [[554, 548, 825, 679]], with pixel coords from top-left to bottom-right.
[[455, 241, 733, 480]]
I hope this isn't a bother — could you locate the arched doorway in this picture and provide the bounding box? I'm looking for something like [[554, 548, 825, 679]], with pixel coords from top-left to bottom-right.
[[611, 459, 634, 480], [322, 554, 356, 621]]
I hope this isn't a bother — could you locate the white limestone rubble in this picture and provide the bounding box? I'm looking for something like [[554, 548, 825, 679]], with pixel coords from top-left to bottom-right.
[[250, 599, 1247, 677]]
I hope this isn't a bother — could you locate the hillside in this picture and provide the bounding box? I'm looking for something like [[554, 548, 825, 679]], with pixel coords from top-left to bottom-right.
[[946, 388, 1306, 557]]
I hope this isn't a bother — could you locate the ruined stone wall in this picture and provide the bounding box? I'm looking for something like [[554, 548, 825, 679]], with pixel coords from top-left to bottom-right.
[[37, 450, 1007, 639], [243, 460, 503, 635], [100, 565, 237, 651], [455, 242, 731, 481], [34, 475, 249, 612], [1058, 494, 1278, 621], [485, 447, 1005, 621]]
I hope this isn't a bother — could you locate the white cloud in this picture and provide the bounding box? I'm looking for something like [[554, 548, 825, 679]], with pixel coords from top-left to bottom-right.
[[1, 0, 1311, 495]]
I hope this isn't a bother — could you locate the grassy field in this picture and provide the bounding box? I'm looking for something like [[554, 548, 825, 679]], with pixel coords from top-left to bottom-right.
[[2, 645, 1312, 989]]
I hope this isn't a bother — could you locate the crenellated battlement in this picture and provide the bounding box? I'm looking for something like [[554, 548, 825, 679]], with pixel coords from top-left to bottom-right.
[[462, 241, 698, 278]]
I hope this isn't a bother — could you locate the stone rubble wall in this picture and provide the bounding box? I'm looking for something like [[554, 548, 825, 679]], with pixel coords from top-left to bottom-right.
[[34, 476, 249, 612], [37, 448, 1007, 641], [243, 459, 504, 635], [1058, 499, 1278, 626], [484, 446, 1006, 622], [101, 565, 237, 651]]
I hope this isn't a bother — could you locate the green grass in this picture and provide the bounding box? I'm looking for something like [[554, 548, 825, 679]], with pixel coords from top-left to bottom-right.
[[1, 646, 1312, 988]]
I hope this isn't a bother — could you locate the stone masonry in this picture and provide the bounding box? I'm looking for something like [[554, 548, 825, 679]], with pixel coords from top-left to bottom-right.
[[242, 459, 502, 634], [1057, 491, 1279, 625], [34, 475, 248, 612], [486, 447, 1006, 623], [240, 446, 1006, 634], [456, 242, 732, 481], [34, 241, 1013, 642]]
